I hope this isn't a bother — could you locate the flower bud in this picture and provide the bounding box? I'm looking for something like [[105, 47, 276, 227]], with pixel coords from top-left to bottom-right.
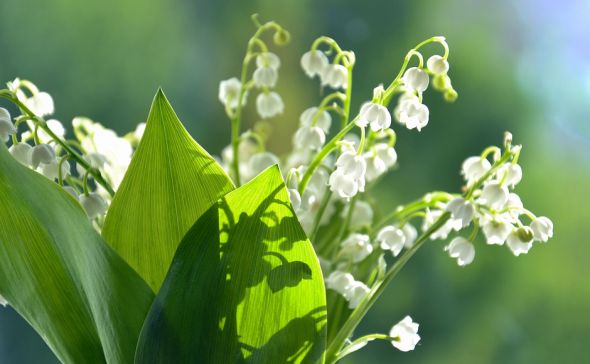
[[9, 143, 33, 166], [256, 52, 281, 70], [253, 66, 278, 88], [0, 108, 16, 142], [79, 192, 108, 219], [300, 50, 328, 78], [256, 91, 284, 119], [402, 67, 429, 93], [444, 236, 475, 266], [322, 64, 348, 89], [530, 216, 553, 242], [273, 29, 290, 45], [377, 226, 406, 256], [31, 144, 56, 168], [426, 55, 449, 75], [444, 89, 458, 102], [299, 107, 331, 133]]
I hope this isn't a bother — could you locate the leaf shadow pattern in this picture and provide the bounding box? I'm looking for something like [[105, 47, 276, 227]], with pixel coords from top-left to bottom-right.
[[136, 166, 327, 363]]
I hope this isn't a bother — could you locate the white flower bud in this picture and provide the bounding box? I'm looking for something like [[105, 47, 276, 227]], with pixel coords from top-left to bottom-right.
[[345, 281, 370, 309], [479, 182, 509, 210], [24, 92, 54, 117], [377, 226, 406, 257], [365, 144, 397, 182], [461, 156, 492, 184], [299, 107, 331, 133], [300, 50, 328, 78], [293, 126, 326, 150], [79, 192, 108, 219], [31, 144, 56, 168], [325, 270, 354, 295], [40, 159, 71, 181], [446, 197, 474, 228], [253, 66, 278, 88], [0, 108, 16, 142], [62, 186, 79, 200], [322, 64, 348, 89], [389, 316, 421, 352], [444, 236, 475, 266], [328, 170, 359, 199], [402, 224, 418, 248], [9, 143, 33, 166], [357, 102, 391, 132], [402, 67, 429, 93], [426, 55, 449, 75], [218, 77, 245, 109], [288, 188, 301, 210], [530, 216, 553, 242], [506, 228, 533, 256], [343, 200, 374, 230], [498, 163, 523, 187], [256, 52, 280, 70], [256, 92, 284, 119], [340, 233, 373, 263]]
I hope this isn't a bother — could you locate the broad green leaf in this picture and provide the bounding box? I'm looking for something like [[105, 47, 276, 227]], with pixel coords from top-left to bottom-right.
[[102, 89, 234, 292], [0, 143, 154, 364], [135, 166, 327, 364]]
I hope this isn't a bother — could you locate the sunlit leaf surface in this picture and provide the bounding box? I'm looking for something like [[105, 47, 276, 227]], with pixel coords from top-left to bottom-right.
[[0, 143, 154, 364], [136, 166, 327, 363], [102, 90, 234, 292]]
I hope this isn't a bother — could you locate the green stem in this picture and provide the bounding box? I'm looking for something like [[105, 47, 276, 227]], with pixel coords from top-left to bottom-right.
[[334, 333, 399, 361], [325, 212, 451, 363], [0, 92, 115, 196]]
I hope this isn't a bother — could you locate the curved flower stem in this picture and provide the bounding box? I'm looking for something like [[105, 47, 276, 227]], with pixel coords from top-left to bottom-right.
[[334, 333, 399, 362], [298, 119, 357, 195], [325, 212, 451, 363], [0, 91, 115, 197]]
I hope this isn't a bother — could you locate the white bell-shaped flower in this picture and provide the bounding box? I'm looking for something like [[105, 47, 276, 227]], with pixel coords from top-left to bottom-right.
[[329, 170, 359, 199], [340, 233, 373, 263], [402, 224, 418, 248], [40, 159, 71, 181], [253, 66, 278, 88], [426, 55, 449, 75], [530, 216, 553, 242], [9, 143, 33, 166], [357, 102, 392, 132], [365, 144, 397, 182], [402, 67, 429, 93], [256, 52, 281, 70], [256, 91, 284, 119], [336, 150, 366, 180], [446, 197, 474, 228], [343, 200, 374, 230], [397, 98, 429, 131], [0, 108, 16, 142], [479, 182, 509, 210], [300, 50, 329, 78], [79, 192, 108, 219], [444, 236, 475, 266], [377, 226, 406, 257], [299, 107, 331, 133], [31, 144, 56, 168], [498, 163, 523, 187], [288, 188, 301, 210], [322, 64, 348, 89], [325, 270, 355, 295], [37, 119, 66, 144], [389, 316, 421, 352], [24, 92, 54, 117], [506, 228, 533, 256], [345, 281, 370, 309], [245, 152, 280, 181], [461, 156, 492, 184], [293, 126, 326, 150], [218, 77, 245, 109], [481, 216, 512, 245]]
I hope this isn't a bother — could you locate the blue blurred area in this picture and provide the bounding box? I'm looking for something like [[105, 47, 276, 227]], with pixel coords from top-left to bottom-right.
[[1, 0, 588, 363]]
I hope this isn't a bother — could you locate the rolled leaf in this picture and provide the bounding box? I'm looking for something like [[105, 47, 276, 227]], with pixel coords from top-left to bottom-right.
[[102, 89, 234, 292], [0, 143, 154, 364], [136, 166, 327, 363]]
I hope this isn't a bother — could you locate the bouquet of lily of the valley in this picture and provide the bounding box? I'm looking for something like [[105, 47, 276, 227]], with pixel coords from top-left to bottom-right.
[[0, 15, 553, 364]]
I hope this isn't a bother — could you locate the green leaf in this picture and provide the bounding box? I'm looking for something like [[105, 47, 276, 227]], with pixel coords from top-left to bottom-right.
[[0, 143, 154, 364], [102, 89, 234, 292], [135, 166, 327, 363]]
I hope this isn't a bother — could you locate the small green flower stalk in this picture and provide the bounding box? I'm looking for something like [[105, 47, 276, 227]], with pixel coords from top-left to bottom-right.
[[0, 15, 552, 364]]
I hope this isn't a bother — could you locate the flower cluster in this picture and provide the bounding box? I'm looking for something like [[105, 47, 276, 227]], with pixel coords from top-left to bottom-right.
[[0, 79, 144, 226]]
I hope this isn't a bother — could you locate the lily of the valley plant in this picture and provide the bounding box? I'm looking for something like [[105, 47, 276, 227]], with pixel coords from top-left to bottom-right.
[[0, 15, 553, 364]]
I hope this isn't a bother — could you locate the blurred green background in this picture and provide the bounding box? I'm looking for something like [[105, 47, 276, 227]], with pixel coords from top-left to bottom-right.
[[1, 0, 588, 363]]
